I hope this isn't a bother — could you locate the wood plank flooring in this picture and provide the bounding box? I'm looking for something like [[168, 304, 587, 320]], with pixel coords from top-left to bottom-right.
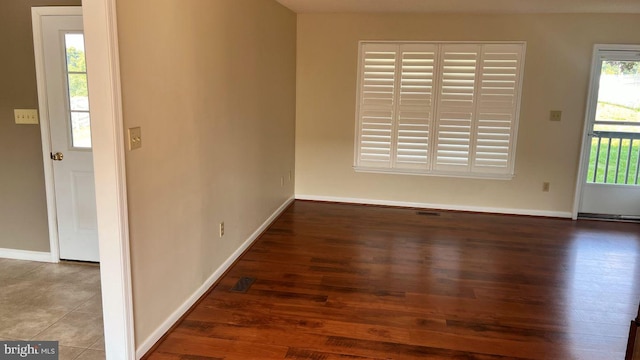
[[146, 201, 640, 360]]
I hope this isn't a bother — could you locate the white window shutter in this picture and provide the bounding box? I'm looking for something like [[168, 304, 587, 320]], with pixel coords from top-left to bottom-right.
[[395, 44, 437, 170], [355, 41, 525, 179], [434, 44, 480, 172], [356, 43, 398, 168], [472, 44, 524, 175]]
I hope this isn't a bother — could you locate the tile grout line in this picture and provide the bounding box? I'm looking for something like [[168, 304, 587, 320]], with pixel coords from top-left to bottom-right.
[[87, 336, 104, 351], [17, 262, 48, 279], [60, 345, 88, 360], [29, 310, 72, 342]]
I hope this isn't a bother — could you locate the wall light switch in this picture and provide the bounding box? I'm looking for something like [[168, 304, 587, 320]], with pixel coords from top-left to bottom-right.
[[550, 110, 562, 122], [14, 109, 39, 125], [128, 127, 142, 150]]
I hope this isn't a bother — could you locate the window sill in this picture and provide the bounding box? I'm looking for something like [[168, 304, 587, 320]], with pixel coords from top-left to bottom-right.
[[353, 166, 515, 180]]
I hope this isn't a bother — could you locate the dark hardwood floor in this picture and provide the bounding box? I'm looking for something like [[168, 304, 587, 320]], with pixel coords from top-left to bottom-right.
[[147, 201, 640, 360]]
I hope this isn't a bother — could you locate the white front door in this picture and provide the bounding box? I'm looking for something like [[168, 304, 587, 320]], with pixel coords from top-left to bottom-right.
[[578, 46, 640, 219], [39, 13, 99, 261]]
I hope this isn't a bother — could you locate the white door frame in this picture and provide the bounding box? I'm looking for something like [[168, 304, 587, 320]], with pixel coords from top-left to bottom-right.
[[33, 4, 135, 360], [572, 44, 640, 220]]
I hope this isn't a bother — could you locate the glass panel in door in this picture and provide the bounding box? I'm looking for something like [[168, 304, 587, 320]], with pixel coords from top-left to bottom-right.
[[587, 60, 640, 185], [580, 54, 640, 219], [64, 33, 91, 149]]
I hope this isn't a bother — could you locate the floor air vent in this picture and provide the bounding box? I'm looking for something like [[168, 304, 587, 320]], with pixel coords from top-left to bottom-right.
[[416, 211, 441, 216], [230, 276, 256, 293]]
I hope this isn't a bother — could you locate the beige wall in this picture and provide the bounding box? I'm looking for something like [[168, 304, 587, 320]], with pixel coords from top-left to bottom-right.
[[0, 0, 81, 252], [296, 13, 640, 215], [116, 0, 296, 344]]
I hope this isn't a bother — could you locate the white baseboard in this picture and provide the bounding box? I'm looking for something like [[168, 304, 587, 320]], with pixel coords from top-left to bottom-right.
[[135, 196, 295, 359], [295, 194, 572, 218], [0, 248, 55, 263]]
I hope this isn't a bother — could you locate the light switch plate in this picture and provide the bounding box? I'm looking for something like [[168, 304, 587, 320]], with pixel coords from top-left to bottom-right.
[[550, 110, 562, 122], [128, 127, 142, 150], [14, 109, 39, 125]]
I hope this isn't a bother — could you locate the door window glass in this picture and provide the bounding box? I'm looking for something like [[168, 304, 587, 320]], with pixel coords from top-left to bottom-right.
[[587, 60, 640, 185], [64, 33, 91, 148]]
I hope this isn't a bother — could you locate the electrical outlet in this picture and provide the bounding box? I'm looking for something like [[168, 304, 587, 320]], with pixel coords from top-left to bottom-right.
[[542, 182, 550, 192], [219, 222, 224, 237], [128, 127, 142, 150], [550, 110, 562, 122], [14, 109, 39, 125], [288, 171, 292, 181], [280, 176, 284, 187]]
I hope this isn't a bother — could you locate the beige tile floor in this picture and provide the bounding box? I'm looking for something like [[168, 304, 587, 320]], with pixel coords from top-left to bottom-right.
[[0, 258, 105, 360]]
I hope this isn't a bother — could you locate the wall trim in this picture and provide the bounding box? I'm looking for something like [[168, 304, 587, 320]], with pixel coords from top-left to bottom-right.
[[295, 194, 572, 218], [81, 1, 136, 359], [135, 196, 295, 359], [0, 248, 54, 263]]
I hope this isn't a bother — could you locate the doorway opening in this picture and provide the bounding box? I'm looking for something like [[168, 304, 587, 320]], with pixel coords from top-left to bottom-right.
[[576, 45, 640, 221]]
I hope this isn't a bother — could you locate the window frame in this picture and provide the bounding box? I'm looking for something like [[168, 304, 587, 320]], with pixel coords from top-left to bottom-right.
[[353, 40, 526, 180], [62, 31, 92, 150]]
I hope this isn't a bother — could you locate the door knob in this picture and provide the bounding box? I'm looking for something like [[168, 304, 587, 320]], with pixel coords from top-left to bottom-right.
[[51, 152, 64, 161]]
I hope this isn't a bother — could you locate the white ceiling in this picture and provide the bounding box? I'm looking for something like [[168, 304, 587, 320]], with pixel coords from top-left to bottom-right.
[[275, 0, 640, 14]]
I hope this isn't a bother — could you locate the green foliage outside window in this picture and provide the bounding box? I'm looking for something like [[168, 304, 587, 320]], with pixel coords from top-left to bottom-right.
[[602, 61, 640, 75], [66, 46, 88, 98]]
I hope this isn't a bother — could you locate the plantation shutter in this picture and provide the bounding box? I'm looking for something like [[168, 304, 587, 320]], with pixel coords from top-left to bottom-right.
[[395, 44, 437, 170], [356, 43, 398, 168], [355, 41, 525, 178], [433, 44, 480, 172], [472, 44, 524, 174], [356, 44, 437, 170]]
